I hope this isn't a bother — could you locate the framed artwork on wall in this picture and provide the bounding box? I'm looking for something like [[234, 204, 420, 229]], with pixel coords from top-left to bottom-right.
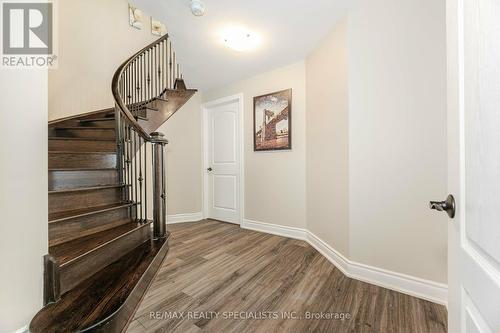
[[253, 89, 292, 151], [129, 4, 143, 29], [151, 18, 166, 36]]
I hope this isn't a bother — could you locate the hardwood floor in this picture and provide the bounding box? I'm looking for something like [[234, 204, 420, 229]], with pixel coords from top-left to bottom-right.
[[127, 220, 447, 333]]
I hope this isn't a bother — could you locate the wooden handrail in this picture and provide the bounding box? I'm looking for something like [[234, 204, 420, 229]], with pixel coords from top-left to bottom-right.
[[111, 34, 170, 141]]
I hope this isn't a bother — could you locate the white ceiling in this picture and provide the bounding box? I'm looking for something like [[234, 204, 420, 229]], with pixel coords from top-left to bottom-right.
[[134, 0, 349, 91]]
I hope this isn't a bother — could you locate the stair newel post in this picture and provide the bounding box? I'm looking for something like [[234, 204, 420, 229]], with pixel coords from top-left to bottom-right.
[[151, 132, 168, 239]]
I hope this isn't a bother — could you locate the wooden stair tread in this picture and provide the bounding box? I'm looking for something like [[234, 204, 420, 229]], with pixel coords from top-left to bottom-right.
[[49, 151, 117, 154], [50, 222, 147, 265], [49, 184, 125, 194], [49, 167, 117, 171], [30, 238, 169, 333], [49, 202, 133, 223]]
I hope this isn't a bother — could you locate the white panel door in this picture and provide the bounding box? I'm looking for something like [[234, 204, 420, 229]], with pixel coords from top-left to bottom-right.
[[206, 100, 240, 224], [447, 0, 500, 331]]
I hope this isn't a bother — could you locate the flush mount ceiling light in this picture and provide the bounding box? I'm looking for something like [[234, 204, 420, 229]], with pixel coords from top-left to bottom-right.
[[221, 26, 261, 52], [190, 0, 206, 16]]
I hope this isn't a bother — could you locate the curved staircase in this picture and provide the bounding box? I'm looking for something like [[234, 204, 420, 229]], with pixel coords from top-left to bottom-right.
[[30, 35, 196, 332]]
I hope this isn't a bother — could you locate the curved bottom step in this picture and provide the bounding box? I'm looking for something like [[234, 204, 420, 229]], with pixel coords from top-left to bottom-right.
[[30, 235, 170, 333]]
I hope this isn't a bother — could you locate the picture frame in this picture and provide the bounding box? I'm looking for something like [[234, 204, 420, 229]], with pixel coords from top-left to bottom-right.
[[253, 89, 292, 151], [151, 17, 166, 36], [129, 4, 143, 30]]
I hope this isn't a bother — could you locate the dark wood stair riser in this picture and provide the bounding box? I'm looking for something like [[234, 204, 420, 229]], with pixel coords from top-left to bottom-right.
[[49, 139, 116, 152], [49, 152, 117, 169], [52, 128, 116, 139], [79, 118, 116, 128], [49, 187, 123, 214], [59, 224, 151, 295], [49, 207, 134, 247], [49, 169, 118, 191]]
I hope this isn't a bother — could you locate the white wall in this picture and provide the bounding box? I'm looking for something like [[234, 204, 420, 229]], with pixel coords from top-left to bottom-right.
[[203, 62, 307, 229], [0, 70, 48, 332], [49, 0, 156, 121], [158, 93, 203, 215], [306, 18, 350, 257], [348, 0, 448, 283]]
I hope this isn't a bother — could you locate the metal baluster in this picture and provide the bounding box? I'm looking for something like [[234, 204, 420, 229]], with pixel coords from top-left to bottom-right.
[[135, 59, 139, 108], [139, 57, 142, 103], [127, 125, 132, 202], [169, 41, 173, 89], [150, 47, 153, 102], [125, 69, 129, 108], [134, 59, 137, 108], [162, 40, 165, 92], [138, 55, 142, 105], [157, 45, 161, 96], [124, 122, 129, 202], [147, 49, 151, 102], [161, 40, 167, 93], [144, 141, 148, 222], [134, 130, 138, 221], [131, 61, 135, 108], [143, 54, 146, 102], [123, 122, 127, 200], [173, 51, 176, 85], [154, 44, 157, 96], [159, 40, 163, 93], [136, 59, 139, 106], [128, 64, 131, 108], [138, 136, 143, 222], [159, 41, 162, 95], [115, 108, 123, 186]]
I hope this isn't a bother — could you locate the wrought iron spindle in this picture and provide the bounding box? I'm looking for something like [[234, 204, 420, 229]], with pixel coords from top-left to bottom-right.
[[138, 136, 143, 222], [133, 130, 138, 221], [156, 45, 160, 96], [150, 47, 153, 99], [123, 122, 127, 200], [173, 52, 176, 84], [169, 42, 173, 90], [144, 141, 148, 221], [128, 126, 132, 203], [146, 50, 151, 100]]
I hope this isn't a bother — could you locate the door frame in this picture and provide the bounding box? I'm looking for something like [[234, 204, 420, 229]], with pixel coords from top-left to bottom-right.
[[201, 93, 245, 225]]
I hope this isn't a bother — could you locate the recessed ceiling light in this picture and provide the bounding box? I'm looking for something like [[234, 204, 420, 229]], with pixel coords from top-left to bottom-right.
[[221, 26, 261, 52]]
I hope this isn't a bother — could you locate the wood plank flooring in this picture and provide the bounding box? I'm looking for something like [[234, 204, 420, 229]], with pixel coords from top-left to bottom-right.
[[127, 220, 447, 333]]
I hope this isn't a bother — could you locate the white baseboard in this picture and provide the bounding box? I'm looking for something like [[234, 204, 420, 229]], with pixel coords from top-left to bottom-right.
[[167, 212, 203, 224], [242, 218, 447, 305], [11, 325, 28, 333], [242, 219, 307, 240]]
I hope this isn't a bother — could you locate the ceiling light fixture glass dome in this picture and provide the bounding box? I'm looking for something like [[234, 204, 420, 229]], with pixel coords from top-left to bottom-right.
[[221, 26, 261, 52], [190, 0, 206, 16]]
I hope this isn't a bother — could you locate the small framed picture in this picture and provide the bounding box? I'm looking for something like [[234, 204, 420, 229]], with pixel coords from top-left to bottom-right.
[[129, 4, 143, 30], [151, 18, 166, 36], [253, 89, 292, 151]]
